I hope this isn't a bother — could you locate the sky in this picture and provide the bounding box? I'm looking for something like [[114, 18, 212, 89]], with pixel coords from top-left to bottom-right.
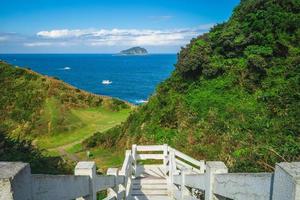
[[0, 0, 240, 53]]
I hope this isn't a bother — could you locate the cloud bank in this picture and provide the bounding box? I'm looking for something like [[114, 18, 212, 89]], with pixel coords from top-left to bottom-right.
[[0, 24, 214, 52], [33, 24, 213, 47]]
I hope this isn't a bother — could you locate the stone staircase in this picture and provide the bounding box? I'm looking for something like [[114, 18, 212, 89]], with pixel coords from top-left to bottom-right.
[[130, 165, 170, 200]]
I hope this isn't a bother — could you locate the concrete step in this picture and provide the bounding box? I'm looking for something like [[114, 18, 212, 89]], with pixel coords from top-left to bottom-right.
[[130, 195, 171, 200], [132, 184, 168, 190], [131, 189, 169, 196], [132, 178, 167, 185], [135, 164, 166, 178]]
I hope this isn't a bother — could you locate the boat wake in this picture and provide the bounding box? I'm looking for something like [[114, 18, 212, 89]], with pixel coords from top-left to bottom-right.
[[102, 80, 112, 85], [135, 99, 148, 104], [60, 67, 71, 70]]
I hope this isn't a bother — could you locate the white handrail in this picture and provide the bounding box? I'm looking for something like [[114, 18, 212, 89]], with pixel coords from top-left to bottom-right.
[[136, 145, 164, 151], [168, 146, 205, 172], [118, 150, 133, 198], [120, 150, 132, 175]]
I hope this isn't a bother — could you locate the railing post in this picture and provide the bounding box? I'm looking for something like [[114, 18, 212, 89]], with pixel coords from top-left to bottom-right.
[[0, 162, 32, 200], [75, 161, 96, 200], [132, 144, 137, 178], [107, 168, 119, 199], [168, 150, 177, 198], [199, 160, 206, 173], [181, 168, 193, 199], [126, 150, 133, 198], [163, 144, 168, 174], [205, 161, 228, 200], [272, 162, 300, 200]]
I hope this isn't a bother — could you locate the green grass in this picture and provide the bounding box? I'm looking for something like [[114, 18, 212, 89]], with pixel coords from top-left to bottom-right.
[[0, 61, 132, 174], [66, 143, 83, 154], [43, 149, 60, 157], [75, 147, 124, 171], [45, 97, 60, 130], [36, 107, 130, 149]]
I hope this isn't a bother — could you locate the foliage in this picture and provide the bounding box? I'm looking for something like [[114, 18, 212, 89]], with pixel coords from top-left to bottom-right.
[[36, 108, 130, 149], [0, 61, 129, 137], [0, 61, 130, 173], [83, 126, 123, 148], [104, 98, 130, 111], [175, 36, 212, 78], [0, 127, 72, 174], [85, 0, 300, 172]]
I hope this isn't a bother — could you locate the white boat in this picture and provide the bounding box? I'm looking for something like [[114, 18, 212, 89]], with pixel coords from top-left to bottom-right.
[[63, 67, 71, 70], [102, 80, 112, 85]]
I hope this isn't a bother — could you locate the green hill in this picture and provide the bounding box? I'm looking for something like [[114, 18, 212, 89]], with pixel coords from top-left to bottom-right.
[[84, 0, 300, 172], [0, 61, 132, 172], [0, 61, 130, 138]]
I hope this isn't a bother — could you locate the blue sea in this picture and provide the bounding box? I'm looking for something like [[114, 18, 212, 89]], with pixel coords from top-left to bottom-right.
[[0, 54, 176, 104]]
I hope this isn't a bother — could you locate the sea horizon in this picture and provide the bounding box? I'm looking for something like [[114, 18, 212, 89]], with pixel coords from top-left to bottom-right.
[[0, 53, 177, 55], [0, 53, 177, 104]]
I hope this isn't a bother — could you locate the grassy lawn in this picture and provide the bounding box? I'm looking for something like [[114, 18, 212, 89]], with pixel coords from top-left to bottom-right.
[[36, 107, 130, 149], [73, 146, 125, 171], [65, 142, 126, 171], [66, 143, 83, 154]]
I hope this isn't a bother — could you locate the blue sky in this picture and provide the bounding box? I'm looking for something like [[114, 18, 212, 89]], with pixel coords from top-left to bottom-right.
[[0, 0, 240, 53]]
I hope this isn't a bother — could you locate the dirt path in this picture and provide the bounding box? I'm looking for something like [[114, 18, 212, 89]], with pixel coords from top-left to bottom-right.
[[47, 134, 91, 152], [47, 135, 91, 162], [57, 147, 79, 162]]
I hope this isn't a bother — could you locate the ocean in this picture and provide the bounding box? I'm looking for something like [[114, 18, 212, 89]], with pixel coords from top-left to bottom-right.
[[0, 54, 176, 104]]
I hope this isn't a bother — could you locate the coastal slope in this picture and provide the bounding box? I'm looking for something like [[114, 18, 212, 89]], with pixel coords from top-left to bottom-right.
[[84, 0, 300, 172], [0, 61, 131, 140]]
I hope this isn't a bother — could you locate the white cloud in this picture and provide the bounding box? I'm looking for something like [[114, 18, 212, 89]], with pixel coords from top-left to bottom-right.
[[0, 36, 7, 41], [24, 42, 71, 47], [0, 32, 24, 42], [34, 25, 214, 47], [24, 42, 53, 47], [37, 29, 88, 38]]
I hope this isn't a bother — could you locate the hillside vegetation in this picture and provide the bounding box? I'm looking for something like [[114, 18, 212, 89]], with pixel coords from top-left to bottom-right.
[[0, 61, 129, 137], [0, 61, 131, 172], [0, 128, 71, 174], [85, 0, 300, 172]]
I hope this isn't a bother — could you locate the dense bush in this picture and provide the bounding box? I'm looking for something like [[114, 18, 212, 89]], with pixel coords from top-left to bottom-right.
[[83, 125, 125, 148], [105, 98, 130, 112]]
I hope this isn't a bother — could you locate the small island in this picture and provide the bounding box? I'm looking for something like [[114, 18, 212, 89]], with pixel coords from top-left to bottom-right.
[[119, 47, 148, 55]]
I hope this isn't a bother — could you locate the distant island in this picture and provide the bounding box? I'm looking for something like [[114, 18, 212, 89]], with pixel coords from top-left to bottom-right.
[[119, 47, 148, 55]]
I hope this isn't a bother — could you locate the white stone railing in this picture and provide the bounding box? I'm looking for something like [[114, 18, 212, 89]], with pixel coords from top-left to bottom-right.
[[0, 161, 123, 200], [105, 150, 133, 200], [1, 144, 299, 200], [171, 161, 300, 200], [128, 144, 300, 200]]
